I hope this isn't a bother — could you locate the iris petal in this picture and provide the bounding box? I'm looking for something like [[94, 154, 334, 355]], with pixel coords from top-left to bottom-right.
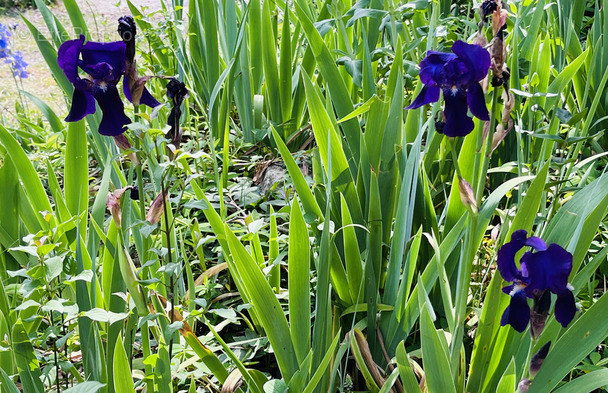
[[545, 244, 573, 293], [93, 85, 131, 136], [139, 87, 161, 108], [451, 40, 491, 84], [554, 290, 576, 328], [466, 83, 490, 121], [406, 85, 440, 109], [81, 41, 126, 81], [419, 51, 457, 86], [123, 75, 132, 102], [525, 236, 547, 251], [57, 35, 85, 86], [442, 88, 474, 137], [497, 230, 528, 282], [526, 244, 572, 293], [500, 290, 530, 333], [65, 88, 96, 122]]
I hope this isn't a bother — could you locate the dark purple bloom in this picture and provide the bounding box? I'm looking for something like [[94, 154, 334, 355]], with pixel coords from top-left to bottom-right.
[[118, 15, 160, 109], [497, 230, 577, 335], [58, 35, 130, 136], [166, 78, 189, 148], [406, 40, 491, 137]]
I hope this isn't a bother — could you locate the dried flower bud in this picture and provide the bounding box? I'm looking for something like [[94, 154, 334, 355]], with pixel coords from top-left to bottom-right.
[[458, 176, 478, 215], [530, 341, 551, 377], [113, 134, 139, 166], [530, 290, 552, 339], [517, 378, 531, 393], [146, 190, 168, 224], [473, 33, 488, 48], [491, 225, 500, 242], [113, 134, 131, 150], [492, 9, 508, 36], [502, 90, 515, 123], [491, 123, 505, 151], [107, 187, 129, 228]]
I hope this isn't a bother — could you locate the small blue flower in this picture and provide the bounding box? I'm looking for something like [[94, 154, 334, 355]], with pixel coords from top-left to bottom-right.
[[0, 23, 12, 39], [0, 23, 12, 59], [497, 230, 577, 335], [9, 50, 28, 78], [406, 40, 491, 137]]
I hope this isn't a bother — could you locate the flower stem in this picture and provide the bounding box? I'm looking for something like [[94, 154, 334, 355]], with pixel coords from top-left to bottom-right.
[[475, 88, 501, 202], [449, 137, 463, 179]]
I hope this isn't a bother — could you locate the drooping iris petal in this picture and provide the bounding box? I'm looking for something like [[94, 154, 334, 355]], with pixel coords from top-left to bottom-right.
[[545, 244, 573, 293], [93, 85, 131, 136], [139, 87, 161, 108], [443, 88, 474, 137], [554, 290, 576, 328], [123, 77, 132, 102], [466, 82, 490, 121], [501, 290, 530, 333], [419, 51, 457, 86], [65, 88, 96, 122], [451, 40, 492, 84], [405, 85, 441, 110]]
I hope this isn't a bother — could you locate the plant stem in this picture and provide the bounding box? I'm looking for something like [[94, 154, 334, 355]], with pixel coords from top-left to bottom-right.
[[475, 88, 500, 202]]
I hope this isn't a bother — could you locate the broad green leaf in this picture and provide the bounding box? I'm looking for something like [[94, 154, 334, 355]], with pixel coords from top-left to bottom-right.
[[288, 200, 311, 363], [396, 341, 423, 393], [270, 126, 323, 219], [13, 320, 44, 393], [301, 72, 363, 225], [419, 301, 456, 393], [225, 225, 299, 382], [65, 120, 89, 218], [113, 336, 135, 393], [63, 382, 106, 393], [0, 124, 52, 228], [553, 369, 608, 393], [495, 358, 516, 393]]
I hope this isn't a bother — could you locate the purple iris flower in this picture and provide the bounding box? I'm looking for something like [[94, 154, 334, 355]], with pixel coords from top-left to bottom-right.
[[406, 40, 491, 137], [58, 35, 131, 136], [497, 230, 577, 336]]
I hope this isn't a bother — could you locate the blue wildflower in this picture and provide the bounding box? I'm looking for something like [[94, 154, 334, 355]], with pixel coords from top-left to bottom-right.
[[497, 230, 577, 336], [406, 40, 491, 137], [9, 50, 28, 78], [0, 23, 11, 59]]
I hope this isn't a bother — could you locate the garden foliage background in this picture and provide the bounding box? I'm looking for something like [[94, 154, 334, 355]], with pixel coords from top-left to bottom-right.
[[0, 0, 608, 392]]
